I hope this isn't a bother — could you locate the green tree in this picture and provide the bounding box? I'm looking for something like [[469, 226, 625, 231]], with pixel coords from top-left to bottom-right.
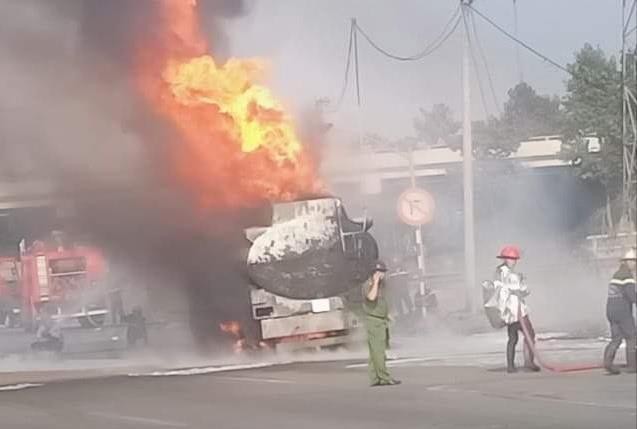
[[415, 84, 564, 159], [560, 44, 626, 229], [472, 117, 510, 158], [474, 82, 564, 159], [413, 104, 461, 149], [501, 82, 564, 140]]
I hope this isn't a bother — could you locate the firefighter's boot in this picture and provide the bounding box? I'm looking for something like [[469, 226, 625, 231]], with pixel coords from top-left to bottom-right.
[[523, 342, 541, 372], [506, 342, 517, 373], [625, 344, 636, 374], [603, 342, 621, 375]]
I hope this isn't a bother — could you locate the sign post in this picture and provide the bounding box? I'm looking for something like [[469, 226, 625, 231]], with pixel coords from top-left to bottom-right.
[[397, 187, 435, 318]]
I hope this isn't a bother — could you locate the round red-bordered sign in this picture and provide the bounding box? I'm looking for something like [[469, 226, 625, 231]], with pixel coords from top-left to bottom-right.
[[397, 187, 435, 226]]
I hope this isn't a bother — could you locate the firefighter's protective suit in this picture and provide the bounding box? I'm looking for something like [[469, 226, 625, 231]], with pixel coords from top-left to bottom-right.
[[490, 263, 539, 372], [603, 260, 636, 374]]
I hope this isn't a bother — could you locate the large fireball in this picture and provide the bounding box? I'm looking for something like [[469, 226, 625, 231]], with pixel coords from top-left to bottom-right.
[[137, 0, 321, 207]]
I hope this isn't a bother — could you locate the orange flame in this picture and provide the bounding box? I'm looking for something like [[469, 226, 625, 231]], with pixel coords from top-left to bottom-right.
[[137, 0, 322, 207], [219, 320, 246, 354], [219, 320, 242, 337]]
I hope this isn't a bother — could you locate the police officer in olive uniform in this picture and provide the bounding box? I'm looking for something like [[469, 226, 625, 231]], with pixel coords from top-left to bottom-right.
[[603, 248, 636, 375], [362, 260, 401, 387]]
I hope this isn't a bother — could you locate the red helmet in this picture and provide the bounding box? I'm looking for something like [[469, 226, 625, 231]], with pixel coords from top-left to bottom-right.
[[497, 245, 520, 260]]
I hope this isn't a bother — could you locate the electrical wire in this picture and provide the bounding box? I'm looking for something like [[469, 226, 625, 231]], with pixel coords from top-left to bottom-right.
[[329, 5, 463, 112], [468, 4, 570, 75], [462, 7, 491, 119], [469, 9, 502, 115], [354, 5, 462, 62], [512, 0, 523, 82], [353, 22, 362, 107], [624, 0, 637, 34], [468, 4, 611, 93], [327, 22, 355, 113]]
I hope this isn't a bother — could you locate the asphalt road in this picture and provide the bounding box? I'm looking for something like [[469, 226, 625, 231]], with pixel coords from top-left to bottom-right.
[[0, 359, 635, 429]]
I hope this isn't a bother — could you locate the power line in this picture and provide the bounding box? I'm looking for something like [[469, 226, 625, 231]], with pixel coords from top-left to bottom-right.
[[327, 22, 355, 113], [624, 0, 636, 34], [512, 0, 523, 82], [468, 4, 612, 93], [354, 5, 462, 62], [353, 19, 362, 107], [467, 4, 570, 74], [462, 6, 491, 119], [329, 6, 462, 111], [468, 8, 502, 115]]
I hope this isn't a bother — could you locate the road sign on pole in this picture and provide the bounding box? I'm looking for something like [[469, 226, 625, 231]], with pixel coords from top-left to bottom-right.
[[397, 187, 435, 226], [397, 187, 434, 318]]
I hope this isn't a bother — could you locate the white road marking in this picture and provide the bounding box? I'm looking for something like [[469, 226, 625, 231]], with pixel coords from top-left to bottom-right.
[[88, 411, 188, 427], [128, 362, 277, 377], [346, 357, 442, 369], [214, 376, 295, 384], [0, 383, 44, 391]]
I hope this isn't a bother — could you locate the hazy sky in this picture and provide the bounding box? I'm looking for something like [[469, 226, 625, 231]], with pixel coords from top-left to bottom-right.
[[223, 0, 623, 140]]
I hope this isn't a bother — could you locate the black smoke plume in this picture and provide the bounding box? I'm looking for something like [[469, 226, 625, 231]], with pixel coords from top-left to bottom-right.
[[0, 0, 267, 350]]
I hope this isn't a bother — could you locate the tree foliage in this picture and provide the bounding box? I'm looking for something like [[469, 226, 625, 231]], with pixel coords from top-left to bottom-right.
[[501, 82, 564, 139], [560, 44, 625, 197], [414, 83, 564, 159], [473, 82, 564, 158], [413, 103, 460, 149]]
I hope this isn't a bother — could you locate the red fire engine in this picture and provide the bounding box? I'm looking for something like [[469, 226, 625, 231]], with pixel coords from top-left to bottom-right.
[[19, 235, 111, 330]]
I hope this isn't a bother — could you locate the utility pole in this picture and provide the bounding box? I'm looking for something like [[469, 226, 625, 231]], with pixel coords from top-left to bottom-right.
[[620, 0, 637, 230], [461, 1, 476, 312]]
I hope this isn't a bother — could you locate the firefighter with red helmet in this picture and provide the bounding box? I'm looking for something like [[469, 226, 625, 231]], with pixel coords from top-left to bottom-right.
[[494, 245, 541, 373]]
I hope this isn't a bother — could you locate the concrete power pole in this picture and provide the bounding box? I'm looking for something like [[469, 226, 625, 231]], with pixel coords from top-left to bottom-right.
[[620, 0, 637, 230], [461, 1, 476, 312]]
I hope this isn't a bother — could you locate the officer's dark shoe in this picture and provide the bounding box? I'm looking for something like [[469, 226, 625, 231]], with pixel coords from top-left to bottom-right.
[[371, 380, 401, 387], [506, 366, 518, 374], [605, 366, 621, 375]]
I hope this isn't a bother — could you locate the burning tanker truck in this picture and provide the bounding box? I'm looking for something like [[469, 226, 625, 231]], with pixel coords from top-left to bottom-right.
[[239, 197, 379, 351]]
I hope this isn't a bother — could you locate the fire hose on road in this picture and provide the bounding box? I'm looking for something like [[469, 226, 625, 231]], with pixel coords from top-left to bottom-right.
[[518, 303, 602, 373], [484, 280, 602, 373]]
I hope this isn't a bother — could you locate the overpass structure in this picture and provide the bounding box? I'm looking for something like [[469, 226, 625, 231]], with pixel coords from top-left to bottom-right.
[[0, 180, 57, 210], [321, 136, 569, 192]]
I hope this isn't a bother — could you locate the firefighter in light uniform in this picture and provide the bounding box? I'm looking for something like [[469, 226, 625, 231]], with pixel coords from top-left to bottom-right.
[[362, 261, 401, 386], [603, 248, 636, 375], [495, 246, 541, 373]]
